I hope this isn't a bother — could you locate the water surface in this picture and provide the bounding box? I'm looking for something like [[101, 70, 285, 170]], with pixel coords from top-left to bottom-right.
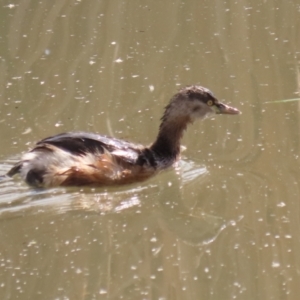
[[0, 1, 300, 299]]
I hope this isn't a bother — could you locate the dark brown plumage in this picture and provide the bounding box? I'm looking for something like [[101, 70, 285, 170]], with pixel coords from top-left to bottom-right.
[[6, 85, 240, 188]]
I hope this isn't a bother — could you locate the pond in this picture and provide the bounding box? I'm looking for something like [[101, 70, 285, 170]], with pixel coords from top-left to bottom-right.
[[0, 1, 299, 299]]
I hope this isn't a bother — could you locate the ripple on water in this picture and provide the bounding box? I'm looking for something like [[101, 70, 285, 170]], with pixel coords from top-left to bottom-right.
[[0, 157, 229, 247]]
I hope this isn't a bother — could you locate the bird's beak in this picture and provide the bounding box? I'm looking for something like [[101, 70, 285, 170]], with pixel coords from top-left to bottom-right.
[[215, 102, 241, 115]]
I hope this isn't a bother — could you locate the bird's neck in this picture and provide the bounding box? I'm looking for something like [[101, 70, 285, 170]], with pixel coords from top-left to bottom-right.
[[150, 116, 190, 167]]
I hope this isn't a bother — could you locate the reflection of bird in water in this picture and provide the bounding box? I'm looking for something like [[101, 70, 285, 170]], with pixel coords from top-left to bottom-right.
[[6, 86, 240, 188]]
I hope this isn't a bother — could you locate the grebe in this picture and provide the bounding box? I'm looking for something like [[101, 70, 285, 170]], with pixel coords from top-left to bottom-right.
[[6, 86, 240, 188]]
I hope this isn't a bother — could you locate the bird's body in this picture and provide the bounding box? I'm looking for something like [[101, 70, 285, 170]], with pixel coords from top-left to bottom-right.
[[8, 132, 159, 187], [6, 86, 240, 188]]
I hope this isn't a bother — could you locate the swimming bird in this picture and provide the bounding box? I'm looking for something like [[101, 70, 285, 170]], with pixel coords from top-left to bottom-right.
[[6, 85, 240, 188]]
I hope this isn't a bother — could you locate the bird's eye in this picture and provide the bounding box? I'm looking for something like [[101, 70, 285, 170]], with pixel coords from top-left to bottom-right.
[[207, 100, 214, 106]]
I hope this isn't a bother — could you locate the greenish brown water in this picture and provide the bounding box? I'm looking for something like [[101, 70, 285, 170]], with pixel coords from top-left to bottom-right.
[[0, 1, 300, 299]]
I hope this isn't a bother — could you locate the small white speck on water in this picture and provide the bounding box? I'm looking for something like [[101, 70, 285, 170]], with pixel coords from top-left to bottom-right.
[[22, 128, 32, 135], [272, 261, 280, 268], [6, 4, 16, 8]]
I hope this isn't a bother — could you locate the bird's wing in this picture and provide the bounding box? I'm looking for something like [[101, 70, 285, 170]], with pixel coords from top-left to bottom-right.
[[37, 131, 142, 164]]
